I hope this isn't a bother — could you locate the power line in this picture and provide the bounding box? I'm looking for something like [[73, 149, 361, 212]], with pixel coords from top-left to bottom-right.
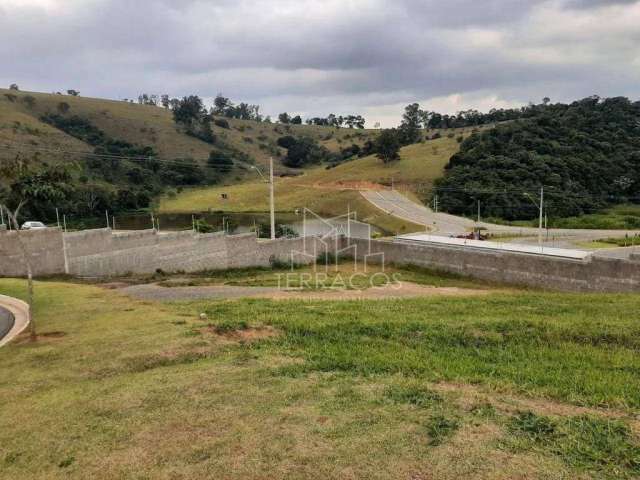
[[0, 142, 259, 173], [403, 184, 640, 202]]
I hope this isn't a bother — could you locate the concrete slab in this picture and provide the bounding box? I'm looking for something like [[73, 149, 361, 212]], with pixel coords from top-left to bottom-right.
[[396, 234, 592, 260]]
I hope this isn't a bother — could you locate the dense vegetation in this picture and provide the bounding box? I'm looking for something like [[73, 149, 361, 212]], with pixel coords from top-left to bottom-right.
[[276, 135, 364, 168], [434, 97, 640, 219], [0, 114, 213, 221]]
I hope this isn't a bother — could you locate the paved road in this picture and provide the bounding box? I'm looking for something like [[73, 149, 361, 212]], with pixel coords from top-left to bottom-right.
[[0, 295, 30, 347], [362, 190, 640, 242], [0, 306, 15, 342]]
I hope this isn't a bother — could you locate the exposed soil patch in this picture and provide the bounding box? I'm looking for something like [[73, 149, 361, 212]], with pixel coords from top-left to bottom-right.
[[40, 331, 67, 338], [14, 331, 67, 344]]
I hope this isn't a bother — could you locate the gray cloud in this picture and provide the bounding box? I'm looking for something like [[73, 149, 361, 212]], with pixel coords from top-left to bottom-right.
[[1, 0, 639, 126]]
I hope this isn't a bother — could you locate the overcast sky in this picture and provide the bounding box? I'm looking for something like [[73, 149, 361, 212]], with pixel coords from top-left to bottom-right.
[[2, 0, 639, 126]]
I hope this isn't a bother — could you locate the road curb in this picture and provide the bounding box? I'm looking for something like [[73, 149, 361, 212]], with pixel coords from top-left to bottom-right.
[[0, 294, 30, 347]]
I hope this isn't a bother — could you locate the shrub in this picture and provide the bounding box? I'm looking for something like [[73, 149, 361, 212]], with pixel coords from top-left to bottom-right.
[[425, 415, 460, 446], [214, 118, 230, 129], [57, 102, 71, 114], [384, 384, 442, 407]]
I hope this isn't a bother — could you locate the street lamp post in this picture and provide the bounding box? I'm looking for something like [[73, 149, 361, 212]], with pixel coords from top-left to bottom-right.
[[251, 157, 276, 240], [524, 187, 544, 247]]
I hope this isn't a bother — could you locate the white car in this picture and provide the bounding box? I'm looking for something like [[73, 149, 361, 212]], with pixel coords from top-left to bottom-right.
[[21, 221, 47, 230]]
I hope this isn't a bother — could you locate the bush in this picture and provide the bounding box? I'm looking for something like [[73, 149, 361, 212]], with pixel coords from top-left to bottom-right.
[[57, 102, 71, 114], [194, 218, 216, 233], [214, 118, 230, 129]]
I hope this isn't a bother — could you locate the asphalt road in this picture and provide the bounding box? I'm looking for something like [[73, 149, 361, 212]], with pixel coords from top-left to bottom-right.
[[0, 306, 15, 342], [362, 190, 640, 243]]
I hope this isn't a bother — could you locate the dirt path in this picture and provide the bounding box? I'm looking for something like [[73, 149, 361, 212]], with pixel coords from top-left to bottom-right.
[[120, 282, 492, 302]]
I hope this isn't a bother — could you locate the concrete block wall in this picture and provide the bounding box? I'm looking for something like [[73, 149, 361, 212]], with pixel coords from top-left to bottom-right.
[[0, 228, 66, 277], [1, 227, 639, 292], [64, 230, 334, 277], [66, 230, 229, 277], [343, 238, 640, 293]]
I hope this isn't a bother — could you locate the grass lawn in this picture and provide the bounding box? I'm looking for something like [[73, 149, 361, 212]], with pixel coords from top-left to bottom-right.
[[1, 275, 639, 479], [153, 262, 487, 290]]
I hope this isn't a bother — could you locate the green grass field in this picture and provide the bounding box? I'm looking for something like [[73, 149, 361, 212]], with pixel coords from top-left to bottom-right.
[[1, 272, 639, 479]]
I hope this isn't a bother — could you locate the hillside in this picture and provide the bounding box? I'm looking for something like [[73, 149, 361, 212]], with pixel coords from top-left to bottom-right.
[[0, 88, 380, 169], [435, 96, 640, 220], [159, 135, 471, 233], [0, 88, 380, 220]]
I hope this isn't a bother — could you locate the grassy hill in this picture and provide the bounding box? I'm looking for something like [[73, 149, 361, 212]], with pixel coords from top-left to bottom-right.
[[0, 88, 385, 222], [159, 135, 471, 233], [0, 88, 379, 172], [1, 88, 481, 232]]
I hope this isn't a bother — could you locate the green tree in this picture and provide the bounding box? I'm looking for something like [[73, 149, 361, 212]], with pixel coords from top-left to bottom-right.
[[171, 95, 205, 126], [399, 103, 424, 144], [213, 94, 232, 115], [375, 129, 401, 163], [278, 112, 291, 124]]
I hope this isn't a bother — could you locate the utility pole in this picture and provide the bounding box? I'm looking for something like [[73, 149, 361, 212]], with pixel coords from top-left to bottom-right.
[[524, 187, 545, 248], [538, 186, 544, 247], [269, 157, 275, 240], [251, 160, 276, 240], [477, 200, 481, 223]]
